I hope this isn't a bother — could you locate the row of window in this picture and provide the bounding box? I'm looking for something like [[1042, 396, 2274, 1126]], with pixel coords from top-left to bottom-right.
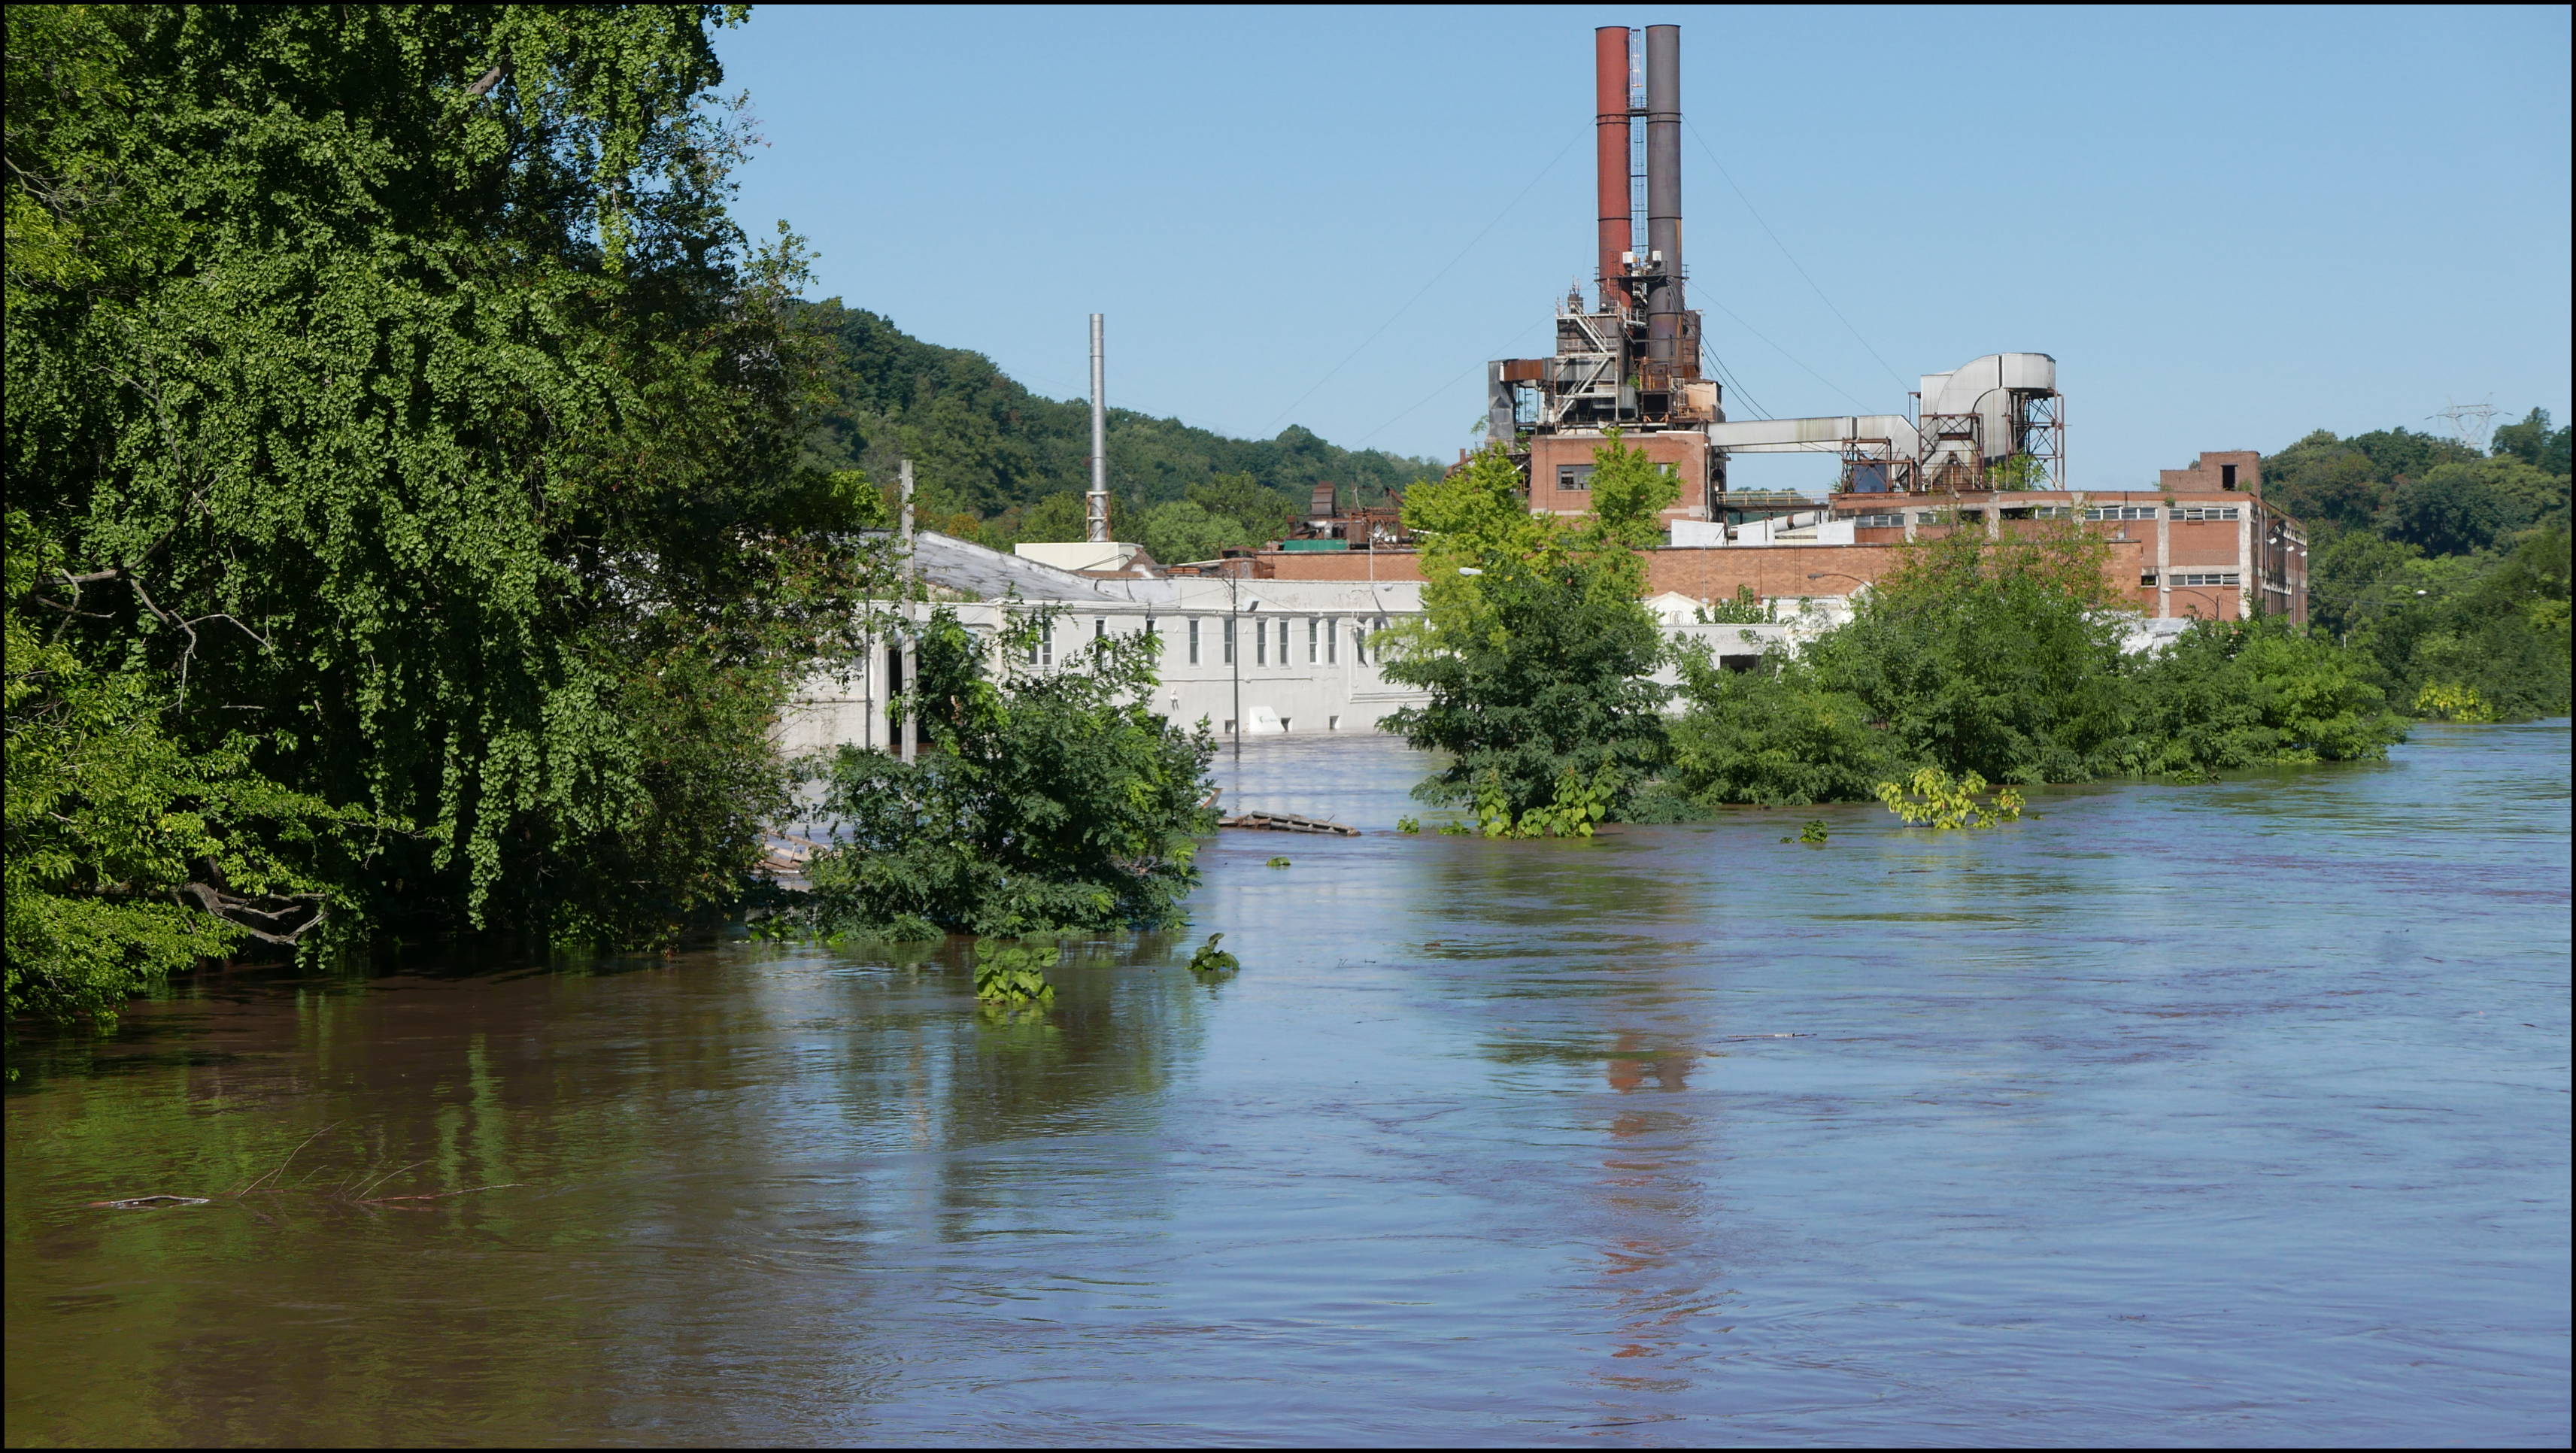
[[2166, 572, 2241, 587], [1555, 463, 1676, 491], [1849, 505, 2248, 526], [1027, 615, 1395, 669]]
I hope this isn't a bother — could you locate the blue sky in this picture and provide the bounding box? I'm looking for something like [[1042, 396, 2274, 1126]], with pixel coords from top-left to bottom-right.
[[716, 5, 2571, 492]]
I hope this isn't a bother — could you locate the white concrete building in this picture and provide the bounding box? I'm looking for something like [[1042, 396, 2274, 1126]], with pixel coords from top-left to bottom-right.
[[777, 533, 1431, 757]]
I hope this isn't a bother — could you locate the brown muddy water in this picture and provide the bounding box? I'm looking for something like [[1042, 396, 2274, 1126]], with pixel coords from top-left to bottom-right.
[[6, 724, 2569, 1447]]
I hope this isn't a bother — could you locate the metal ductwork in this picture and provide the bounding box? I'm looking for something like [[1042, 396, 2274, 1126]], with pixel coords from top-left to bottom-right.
[[1594, 26, 1633, 314], [1643, 23, 1682, 368]]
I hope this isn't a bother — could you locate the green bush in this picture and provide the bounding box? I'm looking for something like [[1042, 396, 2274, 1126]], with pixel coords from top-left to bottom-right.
[[806, 608, 1215, 936], [1666, 523, 2410, 810], [2121, 617, 2408, 773]]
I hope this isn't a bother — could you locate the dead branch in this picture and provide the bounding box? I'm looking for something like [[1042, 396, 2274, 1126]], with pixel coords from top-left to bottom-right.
[[177, 881, 327, 944], [233, 1120, 343, 1195], [355, 1183, 521, 1205]]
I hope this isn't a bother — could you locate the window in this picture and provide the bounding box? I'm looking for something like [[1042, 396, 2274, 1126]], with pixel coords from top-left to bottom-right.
[[1278, 618, 1291, 664], [1557, 464, 1595, 492], [2141, 570, 2159, 586], [2170, 505, 2241, 521], [1325, 616, 1338, 664], [2220, 463, 2238, 489], [1306, 617, 1318, 664], [2083, 505, 2158, 521], [1222, 617, 1236, 665], [2030, 506, 2074, 520], [1188, 617, 1201, 665], [1354, 622, 1370, 666], [1852, 512, 1905, 528], [2170, 571, 2241, 587], [1255, 619, 1267, 666], [1029, 617, 1053, 667], [1094, 617, 1106, 639]]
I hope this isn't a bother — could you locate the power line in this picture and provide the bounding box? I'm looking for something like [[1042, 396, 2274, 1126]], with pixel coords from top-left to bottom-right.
[[1700, 294, 1875, 415], [1685, 117, 1909, 395], [1262, 126, 1588, 435], [1355, 320, 1549, 450], [1699, 338, 1771, 420]]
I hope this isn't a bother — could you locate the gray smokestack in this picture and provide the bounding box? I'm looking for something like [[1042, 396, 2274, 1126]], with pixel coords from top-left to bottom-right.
[[1643, 23, 1682, 369]]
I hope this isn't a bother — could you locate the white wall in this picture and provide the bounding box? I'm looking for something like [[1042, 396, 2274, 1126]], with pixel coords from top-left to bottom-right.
[[780, 578, 1434, 757]]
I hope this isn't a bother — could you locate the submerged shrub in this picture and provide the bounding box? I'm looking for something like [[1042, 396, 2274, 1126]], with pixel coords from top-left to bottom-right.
[[806, 608, 1215, 936], [2120, 617, 2408, 773], [1875, 768, 2024, 829], [2414, 682, 2499, 723], [971, 941, 1057, 1006]]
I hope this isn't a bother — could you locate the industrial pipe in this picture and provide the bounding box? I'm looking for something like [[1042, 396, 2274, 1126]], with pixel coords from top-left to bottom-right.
[[1087, 314, 1109, 543], [1594, 26, 1631, 313], [1643, 23, 1682, 367]]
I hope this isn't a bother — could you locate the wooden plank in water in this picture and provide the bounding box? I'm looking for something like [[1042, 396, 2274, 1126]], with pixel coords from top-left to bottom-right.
[[1218, 810, 1361, 837]]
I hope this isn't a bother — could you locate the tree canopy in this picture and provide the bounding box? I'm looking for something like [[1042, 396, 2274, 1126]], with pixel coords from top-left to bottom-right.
[[1379, 436, 1676, 832], [6, 5, 886, 1019], [2267, 415, 2570, 721], [795, 299, 1437, 547]]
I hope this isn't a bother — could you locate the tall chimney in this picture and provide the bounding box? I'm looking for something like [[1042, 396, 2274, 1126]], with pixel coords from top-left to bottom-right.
[[1593, 26, 1632, 314], [1086, 313, 1109, 543], [1643, 23, 1682, 368]]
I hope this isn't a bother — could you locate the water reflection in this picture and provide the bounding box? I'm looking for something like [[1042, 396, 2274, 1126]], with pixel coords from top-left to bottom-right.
[[7, 726, 2569, 1445]]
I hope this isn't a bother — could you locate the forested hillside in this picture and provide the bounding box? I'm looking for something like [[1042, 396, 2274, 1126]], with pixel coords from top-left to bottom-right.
[[2263, 411, 2571, 720], [795, 299, 1440, 558]]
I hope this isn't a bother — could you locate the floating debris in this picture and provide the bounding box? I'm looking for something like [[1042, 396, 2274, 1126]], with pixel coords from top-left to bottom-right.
[[1219, 810, 1358, 837]]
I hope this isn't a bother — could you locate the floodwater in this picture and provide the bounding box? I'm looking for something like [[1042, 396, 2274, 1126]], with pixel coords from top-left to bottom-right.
[[6, 725, 2568, 1447]]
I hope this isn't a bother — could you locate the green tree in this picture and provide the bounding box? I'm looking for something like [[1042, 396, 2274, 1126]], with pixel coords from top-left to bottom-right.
[[2383, 463, 2529, 555], [1664, 655, 1897, 806], [796, 301, 1432, 529], [806, 610, 1215, 936], [7, 5, 885, 983], [5, 514, 377, 1024], [1380, 436, 1674, 830], [1136, 499, 1253, 565], [2261, 430, 2386, 535], [1185, 473, 1300, 544], [2490, 408, 2571, 476], [2121, 617, 2407, 774], [1798, 520, 2132, 785], [1013, 492, 1091, 544], [2346, 426, 2479, 483]]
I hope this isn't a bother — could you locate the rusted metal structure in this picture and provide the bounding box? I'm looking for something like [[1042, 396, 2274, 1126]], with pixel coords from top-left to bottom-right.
[[1491, 25, 1718, 525]]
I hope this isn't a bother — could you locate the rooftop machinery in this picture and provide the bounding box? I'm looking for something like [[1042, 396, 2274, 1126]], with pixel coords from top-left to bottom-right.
[[1486, 24, 2065, 512], [1488, 26, 1716, 443]]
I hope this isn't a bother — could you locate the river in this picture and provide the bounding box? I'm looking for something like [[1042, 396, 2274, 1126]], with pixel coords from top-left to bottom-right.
[[6, 723, 2568, 1446]]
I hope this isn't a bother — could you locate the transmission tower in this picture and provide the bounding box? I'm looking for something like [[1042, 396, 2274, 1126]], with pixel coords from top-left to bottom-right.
[[2430, 397, 2502, 452]]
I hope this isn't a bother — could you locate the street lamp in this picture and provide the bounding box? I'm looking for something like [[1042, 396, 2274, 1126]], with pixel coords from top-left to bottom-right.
[[2167, 585, 2227, 620]]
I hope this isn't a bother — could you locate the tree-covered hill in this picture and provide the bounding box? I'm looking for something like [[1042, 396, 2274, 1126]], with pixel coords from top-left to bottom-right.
[[794, 299, 1440, 551], [2263, 410, 2570, 720]]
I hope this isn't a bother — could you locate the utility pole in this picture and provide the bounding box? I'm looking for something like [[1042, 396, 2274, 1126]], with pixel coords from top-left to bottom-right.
[[1087, 314, 1110, 544], [1227, 578, 1256, 766], [900, 458, 917, 764]]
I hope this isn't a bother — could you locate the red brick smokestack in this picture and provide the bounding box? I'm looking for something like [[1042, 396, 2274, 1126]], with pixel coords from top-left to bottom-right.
[[1594, 26, 1631, 314]]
